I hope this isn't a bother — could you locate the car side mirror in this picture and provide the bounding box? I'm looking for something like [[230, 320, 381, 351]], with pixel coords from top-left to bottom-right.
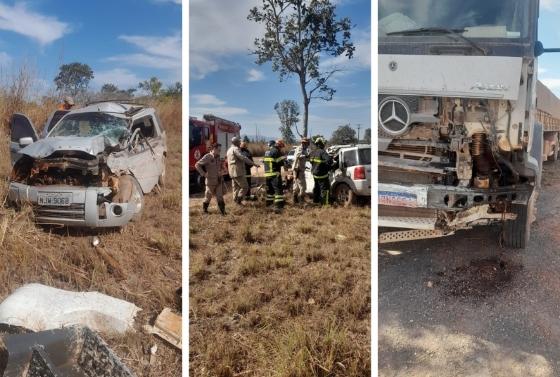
[[19, 137, 33, 147]]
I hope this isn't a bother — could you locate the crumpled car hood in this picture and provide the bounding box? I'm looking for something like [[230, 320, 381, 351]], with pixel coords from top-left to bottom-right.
[[19, 135, 108, 158]]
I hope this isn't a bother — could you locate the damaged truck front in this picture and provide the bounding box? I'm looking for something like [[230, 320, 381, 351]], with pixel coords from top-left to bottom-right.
[[8, 102, 166, 227], [378, 0, 553, 248]]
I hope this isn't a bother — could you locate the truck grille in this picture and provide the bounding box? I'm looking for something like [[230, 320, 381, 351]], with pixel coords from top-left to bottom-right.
[[34, 203, 86, 222]]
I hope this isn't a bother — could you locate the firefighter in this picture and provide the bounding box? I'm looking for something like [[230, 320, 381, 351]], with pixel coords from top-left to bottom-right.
[[58, 96, 75, 111], [227, 137, 258, 205], [309, 137, 333, 205], [239, 141, 254, 200], [264, 139, 287, 213], [195, 143, 226, 215], [291, 137, 310, 203]]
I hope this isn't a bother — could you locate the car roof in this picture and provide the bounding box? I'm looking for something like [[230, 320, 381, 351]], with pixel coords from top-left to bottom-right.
[[70, 102, 154, 118]]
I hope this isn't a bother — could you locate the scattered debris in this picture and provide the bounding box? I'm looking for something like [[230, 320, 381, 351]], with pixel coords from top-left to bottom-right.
[[307, 298, 316, 305], [0, 326, 135, 377], [91, 235, 101, 247], [149, 344, 158, 366], [335, 234, 347, 241], [426, 281, 433, 288], [95, 247, 126, 279], [0, 284, 140, 334], [145, 308, 181, 350]]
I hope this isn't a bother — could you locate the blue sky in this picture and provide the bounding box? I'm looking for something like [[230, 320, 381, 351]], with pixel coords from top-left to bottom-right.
[[538, 0, 560, 96], [189, 0, 371, 140], [0, 0, 181, 95]]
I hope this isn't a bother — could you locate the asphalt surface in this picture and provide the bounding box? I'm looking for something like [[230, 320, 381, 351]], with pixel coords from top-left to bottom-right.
[[379, 162, 560, 377]]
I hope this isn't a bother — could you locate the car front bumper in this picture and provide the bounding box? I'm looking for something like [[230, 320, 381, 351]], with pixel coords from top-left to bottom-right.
[[8, 182, 138, 227]]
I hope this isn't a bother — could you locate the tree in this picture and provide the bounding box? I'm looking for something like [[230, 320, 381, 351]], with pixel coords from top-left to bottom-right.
[[330, 124, 357, 145], [363, 128, 371, 143], [138, 77, 163, 97], [101, 83, 118, 94], [54, 62, 94, 97], [274, 99, 300, 144], [162, 82, 182, 98], [248, 0, 354, 137]]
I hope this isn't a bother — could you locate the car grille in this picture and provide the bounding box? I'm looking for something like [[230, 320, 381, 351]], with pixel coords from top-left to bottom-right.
[[34, 203, 86, 222]]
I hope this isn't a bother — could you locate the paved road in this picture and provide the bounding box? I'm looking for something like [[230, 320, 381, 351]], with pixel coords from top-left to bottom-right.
[[379, 162, 560, 377]]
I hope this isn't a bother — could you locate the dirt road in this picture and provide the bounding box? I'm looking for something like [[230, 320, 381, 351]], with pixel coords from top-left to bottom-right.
[[379, 162, 560, 377]]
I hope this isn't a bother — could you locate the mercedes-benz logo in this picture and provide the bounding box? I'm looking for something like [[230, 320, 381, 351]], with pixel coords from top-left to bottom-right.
[[389, 61, 398, 71], [378, 97, 411, 136]]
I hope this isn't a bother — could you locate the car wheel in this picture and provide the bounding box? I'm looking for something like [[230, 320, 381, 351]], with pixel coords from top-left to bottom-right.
[[502, 191, 535, 249], [334, 183, 356, 207]]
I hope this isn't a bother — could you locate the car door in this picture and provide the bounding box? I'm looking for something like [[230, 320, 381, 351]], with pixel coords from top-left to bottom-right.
[[126, 115, 165, 193], [42, 110, 69, 137], [10, 113, 38, 165]]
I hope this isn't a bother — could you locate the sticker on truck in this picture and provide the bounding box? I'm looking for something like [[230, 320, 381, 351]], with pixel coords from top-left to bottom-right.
[[379, 191, 418, 207], [378, 183, 429, 208]]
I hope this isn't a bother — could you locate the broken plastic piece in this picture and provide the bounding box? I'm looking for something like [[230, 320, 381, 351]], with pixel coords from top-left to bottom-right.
[[0, 284, 140, 334], [145, 308, 181, 350], [0, 326, 135, 377]]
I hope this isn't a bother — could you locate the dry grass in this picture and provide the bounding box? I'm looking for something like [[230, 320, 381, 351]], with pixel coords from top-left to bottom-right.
[[189, 196, 371, 376], [0, 90, 182, 376]]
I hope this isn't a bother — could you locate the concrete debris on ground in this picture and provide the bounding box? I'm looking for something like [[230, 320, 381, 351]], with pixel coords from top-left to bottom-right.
[[144, 308, 181, 350], [0, 326, 135, 377], [0, 284, 140, 335]]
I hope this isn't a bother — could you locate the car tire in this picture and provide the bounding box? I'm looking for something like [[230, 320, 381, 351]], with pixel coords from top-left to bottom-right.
[[502, 193, 534, 249], [157, 156, 166, 192], [333, 183, 356, 207]]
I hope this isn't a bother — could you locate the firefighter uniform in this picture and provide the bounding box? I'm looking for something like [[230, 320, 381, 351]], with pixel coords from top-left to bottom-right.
[[240, 143, 254, 200], [195, 147, 226, 215], [227, 137, 256, 204], [309, 140, 333, 205], [263, 142, 286, 210]]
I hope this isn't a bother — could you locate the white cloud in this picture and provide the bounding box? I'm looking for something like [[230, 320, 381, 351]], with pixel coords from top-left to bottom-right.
[[190, 0, 264, 79], [92, 68, 142, 89], [541, 0, 560, 11], [190, 94, 248, 118], [153, 0, 181, 4], [321, 30, 371, 74], [190, 106, 249, 118], [104, 33, 181, 78], [192, 94, 226, 106], [247, 68, 264, 82], [315, 97, 370, 109], [0, 3, 69, 45], [0, 51, 11, 66]]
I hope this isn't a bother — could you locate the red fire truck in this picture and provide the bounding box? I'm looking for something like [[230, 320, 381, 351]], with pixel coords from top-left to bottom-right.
[[189, 114, 241, 190]]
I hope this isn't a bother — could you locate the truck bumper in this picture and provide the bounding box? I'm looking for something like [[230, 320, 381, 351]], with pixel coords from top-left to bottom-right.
[[378, 182, 533, 210], [8, 182, 137, 228]]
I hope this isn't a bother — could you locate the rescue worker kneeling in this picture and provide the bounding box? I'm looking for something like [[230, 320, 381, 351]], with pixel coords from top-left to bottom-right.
[[264, 139, 287, 212], [309, 137, 333, 205]]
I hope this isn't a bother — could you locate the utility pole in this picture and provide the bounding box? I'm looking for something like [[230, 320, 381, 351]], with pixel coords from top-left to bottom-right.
[[356, 123, 362, 142]]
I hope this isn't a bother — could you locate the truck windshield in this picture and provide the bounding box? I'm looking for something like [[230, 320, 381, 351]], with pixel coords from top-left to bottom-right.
[[190, 122, 202, 146], [379, 0, 530, 39], [49, 113, 128, 145]]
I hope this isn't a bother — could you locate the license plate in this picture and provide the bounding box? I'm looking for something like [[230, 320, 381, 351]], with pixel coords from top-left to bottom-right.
[[379, 191, 418, 207], [37, 192, 72, 206]]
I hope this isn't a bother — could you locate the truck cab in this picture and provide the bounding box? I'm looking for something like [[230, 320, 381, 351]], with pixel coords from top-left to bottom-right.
[[378, 0, 542, 248]]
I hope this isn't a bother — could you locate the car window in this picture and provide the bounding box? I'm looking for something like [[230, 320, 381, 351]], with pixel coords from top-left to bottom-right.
[[49, 112, 128, 145], [358, 148, 371, 165], [132, 116, 156, 138], [288, 150, 295, 156], [343, 150, 358, 167]]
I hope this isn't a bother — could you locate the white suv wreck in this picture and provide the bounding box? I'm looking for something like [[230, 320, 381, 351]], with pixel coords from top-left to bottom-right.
[[8, 101, 167, 228], [305, 144, 372, 205]]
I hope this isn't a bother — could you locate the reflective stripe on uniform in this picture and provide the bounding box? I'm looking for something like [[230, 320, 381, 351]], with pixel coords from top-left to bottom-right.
[[310, 158, 324, 163], [313, 174, 329, 179], [264, 172, 280, 177], [274, 194, 284, 203]]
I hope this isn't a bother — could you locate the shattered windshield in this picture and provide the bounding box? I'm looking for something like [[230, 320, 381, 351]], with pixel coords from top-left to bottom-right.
[[49, 112, 128, 145], [379, 0, 530, 39]]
